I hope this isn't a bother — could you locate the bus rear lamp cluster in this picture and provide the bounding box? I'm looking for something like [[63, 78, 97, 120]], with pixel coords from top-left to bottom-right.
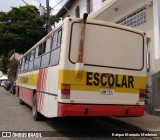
[[139, 89, 145, 102], [61, 84, 71, 99]]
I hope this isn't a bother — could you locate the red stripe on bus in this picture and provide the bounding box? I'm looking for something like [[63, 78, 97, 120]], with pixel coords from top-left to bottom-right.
[[37, 68, 48, 112], [18, 87, 33, 106], [40, 68, 48, 111], [39, 69, 44, 111], [37, 69, 43, 112], [40, 69, 45, 111], [58, 103, 144, 117]]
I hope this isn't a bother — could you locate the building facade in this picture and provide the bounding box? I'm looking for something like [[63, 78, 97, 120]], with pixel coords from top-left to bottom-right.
[[56, 0, 160, 115]]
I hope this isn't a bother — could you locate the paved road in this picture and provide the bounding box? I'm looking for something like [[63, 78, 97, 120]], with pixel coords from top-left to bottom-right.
[[0, 87, 154, 140]]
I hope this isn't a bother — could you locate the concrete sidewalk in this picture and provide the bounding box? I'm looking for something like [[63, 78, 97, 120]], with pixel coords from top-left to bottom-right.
[[113, 112, 160, 131]]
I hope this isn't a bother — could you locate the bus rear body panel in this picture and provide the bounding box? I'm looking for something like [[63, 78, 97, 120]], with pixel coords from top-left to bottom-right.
[[58, 19, 146, 117], [58, 103, 144, 117], [58, 70, 146, 117]]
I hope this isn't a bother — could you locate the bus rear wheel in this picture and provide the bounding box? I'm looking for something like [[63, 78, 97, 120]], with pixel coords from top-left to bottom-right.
[[32, 93, 42, 121], [19, 99, 24, 105]]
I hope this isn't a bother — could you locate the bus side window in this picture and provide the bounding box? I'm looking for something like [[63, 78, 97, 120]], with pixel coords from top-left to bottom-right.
[[38, 44, 43, 56], [34, 58, 41, 70], [50, 47, 61, 66], [52, 32, 58, 50], [27, 53, 30, 61], [21, 57, 25, 73], [34, 46, 41, 70], [38, 42, 46, 56], [28, 49, 35, 71], [35, 47, 39, 58], [42, 42, 46, 54], [46, 38, 52, 52], [30, 49, 35, 61], [24, 54, 29, 72], [41, 52, 50, 68], [57, 30, 62, 47], [50, 29, 62, 66], [18, 60, 21, 73], [41, 38, 51, 68]]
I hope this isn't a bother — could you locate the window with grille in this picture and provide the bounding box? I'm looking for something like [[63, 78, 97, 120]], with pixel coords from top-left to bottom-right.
[[75, 6, 80, 18], [117, 7, 146, 27], [87, 0, 93, 14]]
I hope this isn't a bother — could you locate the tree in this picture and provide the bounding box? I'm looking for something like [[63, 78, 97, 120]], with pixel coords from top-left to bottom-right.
[[0, 5, 60, 76], [7, 58, 18, 80], [0, 5, 46, 76], [0, 6, 46, 55], [0, 55, 8, 74]]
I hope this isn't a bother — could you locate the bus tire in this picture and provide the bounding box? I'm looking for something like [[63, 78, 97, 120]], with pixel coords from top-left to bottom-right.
[[19, 99, 24, 105], [32, 93, 42, 121]]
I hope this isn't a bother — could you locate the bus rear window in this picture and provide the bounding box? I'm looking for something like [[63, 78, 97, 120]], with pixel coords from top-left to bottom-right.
[[69, 23, 144, 71]]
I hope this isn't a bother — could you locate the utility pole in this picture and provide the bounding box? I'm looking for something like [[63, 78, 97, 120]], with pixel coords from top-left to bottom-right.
[[46, 0, 51, 32]]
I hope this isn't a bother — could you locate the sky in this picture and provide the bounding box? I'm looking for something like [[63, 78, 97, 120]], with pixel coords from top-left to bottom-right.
[[0, 0, 67, 14]]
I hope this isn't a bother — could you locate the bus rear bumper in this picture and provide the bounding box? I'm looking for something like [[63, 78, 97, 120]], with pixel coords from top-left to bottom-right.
[[58, 103, 144, 117]]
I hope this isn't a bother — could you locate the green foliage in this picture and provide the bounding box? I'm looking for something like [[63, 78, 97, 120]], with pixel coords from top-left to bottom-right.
[[7, 58, 18, 80], [0, 55, 9, 74], [0, 5, 60, 75], [0, 6, 47, 55], [42, 15, 60, 27], [50, 15, 60, 25]]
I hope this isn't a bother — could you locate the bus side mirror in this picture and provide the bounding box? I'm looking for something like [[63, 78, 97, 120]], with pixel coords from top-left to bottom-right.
[[75, 63, 84, 80]]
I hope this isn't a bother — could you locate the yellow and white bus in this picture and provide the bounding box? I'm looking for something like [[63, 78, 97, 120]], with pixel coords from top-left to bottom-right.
[[16, 14, 147, 120]]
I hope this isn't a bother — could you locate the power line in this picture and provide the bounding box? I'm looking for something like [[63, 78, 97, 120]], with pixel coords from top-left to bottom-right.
[[51, 0, 64, 10], [52, 9, 60, 12], [21, 0, 40, 17]]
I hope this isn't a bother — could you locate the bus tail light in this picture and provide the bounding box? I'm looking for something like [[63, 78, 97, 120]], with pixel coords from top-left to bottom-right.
[[61, 84, 71, 99], [139, 89, 145, 102]]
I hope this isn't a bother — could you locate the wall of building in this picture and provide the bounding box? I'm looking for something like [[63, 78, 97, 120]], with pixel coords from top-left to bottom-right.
[[90, 0, 160, 114], [56, 0, 104, 28], [63, 0, 86, 18], [135, 6, 155, 73], [60, 0, 105, 19], [154, 0, 160, 72], [92, 0, 155, 72]]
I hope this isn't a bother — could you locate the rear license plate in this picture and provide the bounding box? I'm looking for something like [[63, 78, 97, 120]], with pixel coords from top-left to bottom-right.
[[100, 89, 114, 95]]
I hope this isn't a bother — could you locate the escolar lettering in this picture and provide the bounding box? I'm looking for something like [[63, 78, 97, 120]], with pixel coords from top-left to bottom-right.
[[86, 72, 134, 88]]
